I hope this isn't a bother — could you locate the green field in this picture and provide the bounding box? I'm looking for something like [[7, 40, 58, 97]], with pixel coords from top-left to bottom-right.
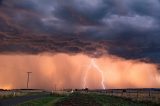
[[18, 92, 160, 106]]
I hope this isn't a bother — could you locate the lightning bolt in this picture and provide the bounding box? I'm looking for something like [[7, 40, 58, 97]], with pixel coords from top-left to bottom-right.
[[83, 58, 106, 89]]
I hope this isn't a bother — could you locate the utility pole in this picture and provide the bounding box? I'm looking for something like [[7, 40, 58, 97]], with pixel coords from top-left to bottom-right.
[[27, 72, 32, 89], [55, 84, 56, 91]]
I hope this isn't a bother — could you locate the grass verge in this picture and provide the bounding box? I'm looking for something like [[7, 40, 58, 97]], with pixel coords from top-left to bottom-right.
[[18, 93, 65, 106]]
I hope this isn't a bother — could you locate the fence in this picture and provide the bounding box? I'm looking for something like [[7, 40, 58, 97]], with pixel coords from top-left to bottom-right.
[[103, 89, 160, 103]]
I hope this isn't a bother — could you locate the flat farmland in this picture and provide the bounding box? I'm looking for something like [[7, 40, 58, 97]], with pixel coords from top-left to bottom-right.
[[0, 89, 160, 106]]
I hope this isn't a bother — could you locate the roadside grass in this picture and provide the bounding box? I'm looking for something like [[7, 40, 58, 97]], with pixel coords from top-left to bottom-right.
[[0, 91, 47, 100], [0, 94, 15, 99], [18, 93, 66, 106], [0, 92, 27, 99]]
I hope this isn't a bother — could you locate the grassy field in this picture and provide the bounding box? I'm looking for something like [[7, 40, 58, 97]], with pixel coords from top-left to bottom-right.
[[18, 92, 160, 106]]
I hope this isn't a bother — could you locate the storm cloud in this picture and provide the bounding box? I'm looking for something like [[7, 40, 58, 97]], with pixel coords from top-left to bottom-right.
[[1, 0, 160, 63]]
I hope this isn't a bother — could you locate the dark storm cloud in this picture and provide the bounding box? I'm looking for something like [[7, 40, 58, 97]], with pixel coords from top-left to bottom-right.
[[0, 0, 2, 5], [1, 0, 160, 63]]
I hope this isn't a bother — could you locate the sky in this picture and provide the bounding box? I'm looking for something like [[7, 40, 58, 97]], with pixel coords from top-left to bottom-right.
[[0, 0, 160, 90]]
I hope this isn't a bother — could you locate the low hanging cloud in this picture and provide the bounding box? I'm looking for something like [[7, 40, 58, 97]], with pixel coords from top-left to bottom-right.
[[0, 0, 160, 63], [0, 54, 160, 90]]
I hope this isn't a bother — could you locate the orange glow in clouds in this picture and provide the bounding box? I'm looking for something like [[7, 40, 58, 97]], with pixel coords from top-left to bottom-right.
[[0, 53, 160, 90]]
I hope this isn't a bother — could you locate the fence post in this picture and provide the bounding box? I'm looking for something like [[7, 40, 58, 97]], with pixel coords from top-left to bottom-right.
[[149, 89, 151, 100], [137, 90, 139, 100], [121, 90, 123, 97]]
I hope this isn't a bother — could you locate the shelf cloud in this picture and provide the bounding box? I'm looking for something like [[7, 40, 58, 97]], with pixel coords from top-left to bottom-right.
[[0, 0, 160, 63]]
